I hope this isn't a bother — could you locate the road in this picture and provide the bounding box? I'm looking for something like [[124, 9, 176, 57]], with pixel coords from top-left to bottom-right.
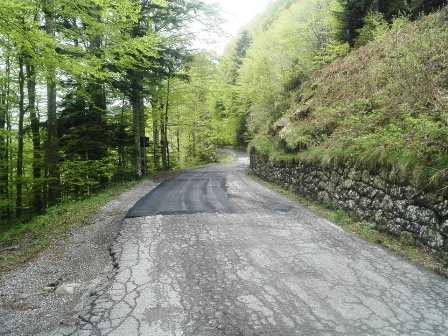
[[77, 153, 448, 336]]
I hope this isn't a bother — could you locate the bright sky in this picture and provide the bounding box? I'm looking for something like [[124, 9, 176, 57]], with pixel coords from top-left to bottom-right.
[[200, 0, 273, 54]]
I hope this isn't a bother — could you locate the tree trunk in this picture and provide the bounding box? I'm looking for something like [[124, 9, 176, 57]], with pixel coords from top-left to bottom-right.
[[16, 58, 25, 218], [118, 96, 126, 168], [177, 128, 180, 157], [161, 78, 170, 170], [26, 61, 43, 213], [0, 53, 10, 221], [192, 122, 197, 158], [128, 13, 148, 177], [89, 81, 107, 160], [6, 57, 12, 218], [139, 91, 147, 176], [152, 105, 160, 171], [130, 73, 145, 177], [160, 112, 167, 170], [44, 0, 60, 205], [176, 109, 181, 162], [87, 15, 108, 162]]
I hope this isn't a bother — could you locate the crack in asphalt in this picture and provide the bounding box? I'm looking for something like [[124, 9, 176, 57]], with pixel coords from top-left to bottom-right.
[[73, 156, 448, 336]]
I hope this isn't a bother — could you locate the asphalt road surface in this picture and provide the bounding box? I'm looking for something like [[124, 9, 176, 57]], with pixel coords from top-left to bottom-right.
[[77, 153, 448, 336]]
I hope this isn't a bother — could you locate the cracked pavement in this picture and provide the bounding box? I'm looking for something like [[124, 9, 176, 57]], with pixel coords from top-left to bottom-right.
[[75, 154, 448, 336]]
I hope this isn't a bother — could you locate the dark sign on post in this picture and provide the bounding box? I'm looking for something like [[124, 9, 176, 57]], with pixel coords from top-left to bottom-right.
[[140, 137, 150, 147]]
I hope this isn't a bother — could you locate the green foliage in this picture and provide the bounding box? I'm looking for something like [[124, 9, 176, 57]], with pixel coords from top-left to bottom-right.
[[270, 8, 448, 190], [216, 0, 340, 146], [0, 180, 137, 271], [209, 31, 253, 146], [314, 40, 350, 66], [0, 0, 216, 227], [161, 53, 219, 166], [60, 159, 114, 199], [334, 0, 445, 45], [355, 11, 389, 47]]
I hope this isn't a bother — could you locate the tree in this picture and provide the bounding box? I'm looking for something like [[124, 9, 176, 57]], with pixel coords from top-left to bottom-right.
[[26, 53, 43, 213], [0, 47, 11, 220], [0, 0, 218, 224], [165, 53, 218, 165], [16, 56, 25, 217], [122, 0, 207, 176], [335, 0, 447, 45], [42, 0, 60, 205]]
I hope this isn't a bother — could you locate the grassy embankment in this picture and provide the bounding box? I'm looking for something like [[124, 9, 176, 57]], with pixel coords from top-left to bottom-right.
[[0, 181, 138, 272], [252, 9, 448, 193]]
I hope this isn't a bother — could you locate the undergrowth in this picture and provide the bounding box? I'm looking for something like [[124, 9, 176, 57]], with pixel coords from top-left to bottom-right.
[[0, 181, 138, 272], [252, 8, 448, 194]]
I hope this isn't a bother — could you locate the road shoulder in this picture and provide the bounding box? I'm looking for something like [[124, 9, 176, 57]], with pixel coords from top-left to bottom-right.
[[0, 179, 159, 336], [247, 171, 448, 278]]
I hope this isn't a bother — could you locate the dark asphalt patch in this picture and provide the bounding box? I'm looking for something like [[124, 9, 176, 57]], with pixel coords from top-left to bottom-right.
[[126, 168, 294, 218], [126, 171, 238, 218]]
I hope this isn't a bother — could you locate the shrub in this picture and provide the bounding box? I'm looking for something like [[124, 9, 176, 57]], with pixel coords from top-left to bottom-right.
[[60, 159, 113, 199]]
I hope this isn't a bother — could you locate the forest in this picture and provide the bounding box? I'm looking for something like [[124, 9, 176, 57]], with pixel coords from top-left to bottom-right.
[[0, 0, 221, 225], [0, 0, 447, 226]]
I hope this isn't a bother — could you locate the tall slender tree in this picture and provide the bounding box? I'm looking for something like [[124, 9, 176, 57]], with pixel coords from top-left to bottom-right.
[[0, 50, 11, 220], [26, 56, 43, 213], [16, 57, 25, 217], [161, 76, 171, 169], [43, 0, 60, 205]]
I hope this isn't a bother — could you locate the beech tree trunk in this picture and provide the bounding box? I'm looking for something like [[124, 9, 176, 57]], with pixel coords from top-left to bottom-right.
[[44, 0, 61, 205], [118, 96, 126, 168], [6, 59, 12, 217], [161, 78, 170, 170], [26, 61, 43, 213], [16, 58, 25, 217], [139, 90, 147, 176], [130, 73, 147, 177], [160, 112, 167, 170], [0, 53, 10, 220], [152, 104, 160, 171]]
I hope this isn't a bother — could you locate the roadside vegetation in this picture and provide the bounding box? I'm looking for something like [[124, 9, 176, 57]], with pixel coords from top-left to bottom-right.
[[0, 1, 222, 229], [0, 180, 137, 272], [265, 10, 448, 192], [208, 0, 448, 193]]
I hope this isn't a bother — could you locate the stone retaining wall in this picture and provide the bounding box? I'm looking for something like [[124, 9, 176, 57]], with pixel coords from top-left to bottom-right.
[[250, 148, 448, 253]]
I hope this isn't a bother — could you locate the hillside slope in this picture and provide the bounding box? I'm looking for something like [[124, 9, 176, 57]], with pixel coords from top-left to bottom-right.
[[255, 8, 448, 193]]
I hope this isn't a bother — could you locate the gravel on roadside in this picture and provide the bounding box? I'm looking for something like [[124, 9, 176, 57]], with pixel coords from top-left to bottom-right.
[[0, 179, 158, 336]]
